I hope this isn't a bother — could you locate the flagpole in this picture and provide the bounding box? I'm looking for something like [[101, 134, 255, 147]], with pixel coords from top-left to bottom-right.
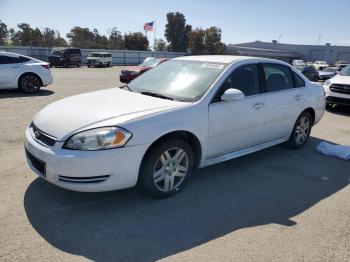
[[153, 20, 156, 51]]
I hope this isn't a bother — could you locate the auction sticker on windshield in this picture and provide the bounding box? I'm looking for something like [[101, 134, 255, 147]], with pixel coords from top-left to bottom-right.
[[201, 63, 225, 70]]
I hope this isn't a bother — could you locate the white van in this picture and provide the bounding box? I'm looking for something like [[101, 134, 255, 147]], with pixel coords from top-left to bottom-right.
[[86, 52, 112, 67]]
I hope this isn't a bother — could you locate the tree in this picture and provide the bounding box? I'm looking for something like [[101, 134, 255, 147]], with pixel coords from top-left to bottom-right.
[[92, 29, 108, 49], [66, 26, 95, 48], [107, 27, 124, 49], [124, 32, 149, 50], [189, 28, 205, 55], [203, 26, 226, 55], [164, 12, 191, 52], [0, 20, 8, 45], [154, 38, 167, 51]]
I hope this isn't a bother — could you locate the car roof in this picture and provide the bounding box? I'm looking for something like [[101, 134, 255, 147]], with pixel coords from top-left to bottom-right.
[[174, 55, 291, 66]]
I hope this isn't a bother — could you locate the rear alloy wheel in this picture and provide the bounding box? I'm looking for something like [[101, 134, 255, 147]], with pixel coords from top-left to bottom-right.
[[286, 111, 312, 149], [19, 74, 41, 93], [139, 139, 194, 198]]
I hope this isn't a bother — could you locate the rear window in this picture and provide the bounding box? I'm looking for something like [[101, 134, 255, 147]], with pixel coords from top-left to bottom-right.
[[262, 63, 294, 92], [0, 55, 30, 64], [293, 72, 305, 88]]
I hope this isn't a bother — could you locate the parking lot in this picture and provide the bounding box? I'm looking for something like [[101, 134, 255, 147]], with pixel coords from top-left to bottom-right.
[[0, 66, 349, 261]]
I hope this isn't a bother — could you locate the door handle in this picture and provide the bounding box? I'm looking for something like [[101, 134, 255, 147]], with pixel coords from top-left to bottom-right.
[[295, 94, 302, 101], [253, 102, 264, 110]]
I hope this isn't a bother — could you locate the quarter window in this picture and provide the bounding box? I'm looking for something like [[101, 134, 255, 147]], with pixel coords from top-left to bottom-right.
[[262, 63, 294, 92], [292, 72, 305, 88], [0, 55, 30, 64]]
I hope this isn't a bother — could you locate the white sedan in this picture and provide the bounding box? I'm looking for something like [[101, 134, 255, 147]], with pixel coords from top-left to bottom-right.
[[25, 56, 325, 197], [0, 51, 53, 93]]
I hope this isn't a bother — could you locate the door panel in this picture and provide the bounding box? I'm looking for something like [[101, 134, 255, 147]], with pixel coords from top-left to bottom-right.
[[208, 96, 266, 158], [0, 64, 21, 88]]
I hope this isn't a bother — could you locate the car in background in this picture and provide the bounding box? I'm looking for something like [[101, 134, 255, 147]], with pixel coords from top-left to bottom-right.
[[25, 55, 325, 197], [48, 47, 81, 67], [318, 67, 337, 80], [298, 66, 319, 81], [292, 59, 306, 66], [324, 65, 350, 107], [306, 62, 314, 66], [314, 61, 329, 70], [119, 57, 169, 83], [0, 51, 52, 93], [334, 61, 348, 71], [87, 52, 112, 67]]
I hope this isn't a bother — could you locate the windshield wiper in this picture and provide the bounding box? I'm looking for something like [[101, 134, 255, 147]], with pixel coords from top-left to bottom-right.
[[119, 84, 133, 92], [141, 91, 174, 100]]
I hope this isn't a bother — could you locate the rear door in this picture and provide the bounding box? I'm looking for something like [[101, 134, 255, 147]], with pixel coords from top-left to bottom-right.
[[0, 54, 27, 88], [208, 63, 266, 158], [260, 63, 306, 141]]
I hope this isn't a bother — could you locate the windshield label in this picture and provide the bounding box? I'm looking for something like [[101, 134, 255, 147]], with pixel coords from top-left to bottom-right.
[[201, 63, 225, 70]]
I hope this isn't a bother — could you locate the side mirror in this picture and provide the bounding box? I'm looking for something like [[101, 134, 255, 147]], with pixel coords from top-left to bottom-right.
[[221, 88, 245, 102]]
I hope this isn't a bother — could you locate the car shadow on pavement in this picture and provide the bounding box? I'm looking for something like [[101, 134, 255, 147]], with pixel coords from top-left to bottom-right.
[[0, 89, 54, 98], [24, 136, 349, 262]]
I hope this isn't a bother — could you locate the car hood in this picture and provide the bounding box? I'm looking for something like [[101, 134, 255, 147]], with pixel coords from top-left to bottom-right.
[[319, 71, 336, 75], [330, 74, 350, 84], [33, 88, 187, 140]]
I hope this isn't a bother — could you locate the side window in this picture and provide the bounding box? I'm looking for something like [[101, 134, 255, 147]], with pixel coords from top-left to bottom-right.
[[262, 63, 294, 92], [216, 64, 261, 102], [0, 55, 27, 64], [293, 72, 305, 88]]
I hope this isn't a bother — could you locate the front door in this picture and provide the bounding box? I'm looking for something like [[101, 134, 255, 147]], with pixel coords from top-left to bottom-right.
[[208, 63, 266, 158]]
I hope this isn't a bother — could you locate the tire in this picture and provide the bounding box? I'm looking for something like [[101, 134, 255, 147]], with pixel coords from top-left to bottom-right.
[[139, 139, 194, 198], [77, 63, 81, 67], [107, 62, 110, 67], [19, 74, 41, 93], [286, 111, 313, 149]]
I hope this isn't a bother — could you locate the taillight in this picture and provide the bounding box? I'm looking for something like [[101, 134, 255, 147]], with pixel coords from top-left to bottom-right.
[[41, 64, 50, 69]]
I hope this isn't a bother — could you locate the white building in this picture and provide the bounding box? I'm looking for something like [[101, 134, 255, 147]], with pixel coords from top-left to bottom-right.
[[227, 41, 350, 64]]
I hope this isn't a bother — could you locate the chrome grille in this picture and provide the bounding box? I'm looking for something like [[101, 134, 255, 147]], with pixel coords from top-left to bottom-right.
[[31, 123, 57, 147], [330, 84, 350, 95]]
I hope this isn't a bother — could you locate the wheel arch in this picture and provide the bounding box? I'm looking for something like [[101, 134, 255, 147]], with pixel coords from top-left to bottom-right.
[[302, 107, 315, 124], [138, 130, 203, 180], [17, 72, 43, 89]]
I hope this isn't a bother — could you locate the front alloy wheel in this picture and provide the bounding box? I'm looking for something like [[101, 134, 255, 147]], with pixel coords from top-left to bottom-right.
[[139, 139, 194, 198], [20, 74, 41, 93], [153, 147, 189, 192]]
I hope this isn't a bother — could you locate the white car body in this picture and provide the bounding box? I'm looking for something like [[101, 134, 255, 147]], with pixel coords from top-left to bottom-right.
[[314, 61, 329, 70], [0, 51, 53, 90], [86, 52, 112, 67], [324, 67, 350, 105], [25, 56, 325, 193]]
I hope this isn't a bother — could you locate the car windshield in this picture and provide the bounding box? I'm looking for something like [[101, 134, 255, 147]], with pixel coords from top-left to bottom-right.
[[50, 50, 64, 56], [139, 58, 162, 67], [320, 61, 328, 65], [323, 67, 336, 72], [339, 65, 350, 76], [89, 53, 101, 57], [294, 60, 306, 65], [128, 60, 226, 102]]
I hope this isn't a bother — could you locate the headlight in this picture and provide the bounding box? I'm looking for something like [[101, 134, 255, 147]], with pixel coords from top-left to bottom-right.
[[324, 79, 332, 86], [63, 127, 132, 150]]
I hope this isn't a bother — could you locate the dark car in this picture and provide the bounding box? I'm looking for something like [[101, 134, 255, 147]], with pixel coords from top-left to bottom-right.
[[120, 57, 169, 83], [48, 47, 81, 67], [298, 66, 319, 81]]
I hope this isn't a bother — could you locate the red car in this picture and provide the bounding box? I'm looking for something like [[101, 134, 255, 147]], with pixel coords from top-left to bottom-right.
[[119, 57, 169, 83]]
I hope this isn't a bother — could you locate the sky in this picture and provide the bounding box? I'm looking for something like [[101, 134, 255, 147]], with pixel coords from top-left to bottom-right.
[[1, 0, 350, 46]]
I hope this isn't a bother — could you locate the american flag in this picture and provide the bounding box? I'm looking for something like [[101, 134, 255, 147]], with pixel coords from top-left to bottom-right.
[[144, 21, 154, 32]]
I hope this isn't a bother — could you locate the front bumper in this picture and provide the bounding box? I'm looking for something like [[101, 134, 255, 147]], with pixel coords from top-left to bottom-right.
[[324, 85, 350, 105], [24, 127, 149, 192]]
